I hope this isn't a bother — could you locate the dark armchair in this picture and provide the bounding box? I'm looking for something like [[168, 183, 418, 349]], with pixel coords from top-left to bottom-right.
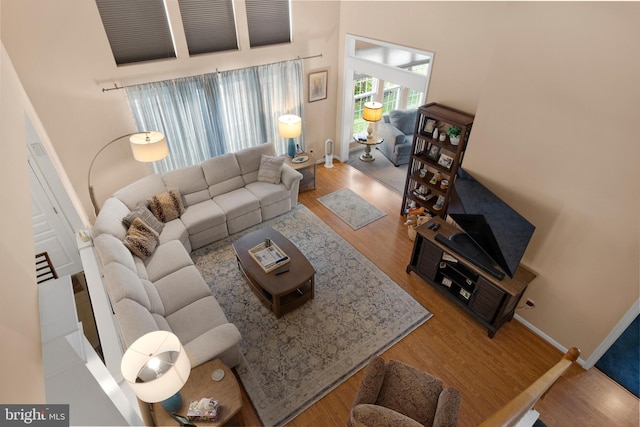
[[349, 356, 460, 427]]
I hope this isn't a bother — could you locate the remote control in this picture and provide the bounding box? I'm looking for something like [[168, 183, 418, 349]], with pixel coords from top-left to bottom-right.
[[432, 224, 441, 231]]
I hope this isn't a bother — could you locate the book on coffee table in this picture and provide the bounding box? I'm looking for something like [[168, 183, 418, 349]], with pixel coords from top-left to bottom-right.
[[249, 241, 290, 273]]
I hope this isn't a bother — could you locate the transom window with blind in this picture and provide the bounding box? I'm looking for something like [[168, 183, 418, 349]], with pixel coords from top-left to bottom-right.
[[96, 0, 292, 65]]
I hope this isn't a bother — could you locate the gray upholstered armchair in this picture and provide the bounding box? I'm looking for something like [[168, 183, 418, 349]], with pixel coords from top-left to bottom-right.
[[376, 109, 417, 166], [349, 356, 460, 427]]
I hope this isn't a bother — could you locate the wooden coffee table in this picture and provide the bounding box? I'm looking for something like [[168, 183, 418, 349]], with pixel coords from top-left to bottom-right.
[[233, 227, 315, 318], [151, 359, 242, 426]]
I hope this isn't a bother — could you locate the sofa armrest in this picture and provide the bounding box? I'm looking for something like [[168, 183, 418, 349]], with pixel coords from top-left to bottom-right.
[[352, 356, 386, 407], [433, 387, 461, 427], [350, 404, 423, 427], [281, 164, 303, 190], [377, 122, 405, 146], [183, 323, 242, 368]]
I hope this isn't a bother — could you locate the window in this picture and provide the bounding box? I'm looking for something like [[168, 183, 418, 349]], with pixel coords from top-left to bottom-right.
[[96, 0, 176, 65], [179, 0, 238, 55], [353, 76, 377, 134], [245, 0, 292, 48], [97, 0, 292, 65]]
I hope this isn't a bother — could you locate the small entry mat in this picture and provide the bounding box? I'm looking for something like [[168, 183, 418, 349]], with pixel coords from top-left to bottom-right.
[[317, 189, 387, 230]]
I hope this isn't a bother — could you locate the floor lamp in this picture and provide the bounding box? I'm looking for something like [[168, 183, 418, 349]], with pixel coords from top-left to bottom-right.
[[87, 131, 168, 216]]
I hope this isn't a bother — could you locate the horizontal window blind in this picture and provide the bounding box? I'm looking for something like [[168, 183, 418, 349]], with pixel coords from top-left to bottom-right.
[[245, 0, 291, 48], [96, 0, 175, 65], [179, 0, 239, 55]]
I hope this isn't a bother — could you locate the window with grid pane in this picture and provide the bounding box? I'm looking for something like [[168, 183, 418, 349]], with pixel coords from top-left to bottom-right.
[[179, 0, 238, 55], [353, 76, 377, 134], [245, 0, 291, 47], [96, 0, 175, 65]]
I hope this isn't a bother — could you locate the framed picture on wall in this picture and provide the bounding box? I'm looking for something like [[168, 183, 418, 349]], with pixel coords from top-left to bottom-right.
[[308, 71, 328, 102]]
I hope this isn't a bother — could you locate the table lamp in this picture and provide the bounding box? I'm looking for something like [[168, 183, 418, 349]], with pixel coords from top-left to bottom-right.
[[88, 131, 168, 215], [278, 114, 302, 157], [121, 331, 191, 413], [362, 101, 383, 139]]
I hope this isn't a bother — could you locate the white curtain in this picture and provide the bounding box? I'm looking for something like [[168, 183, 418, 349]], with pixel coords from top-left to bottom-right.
[[126, 59, 305, 173]]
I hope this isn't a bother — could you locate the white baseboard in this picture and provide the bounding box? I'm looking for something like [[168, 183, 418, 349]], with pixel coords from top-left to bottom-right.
[[514, 314, 587, 367]]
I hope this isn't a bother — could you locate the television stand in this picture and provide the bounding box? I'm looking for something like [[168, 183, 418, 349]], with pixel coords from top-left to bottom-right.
[[407, 218, 536, 337]]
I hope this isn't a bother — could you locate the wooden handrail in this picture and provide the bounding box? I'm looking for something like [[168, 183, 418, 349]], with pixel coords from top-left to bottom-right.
[[480, 347, 580, 427]]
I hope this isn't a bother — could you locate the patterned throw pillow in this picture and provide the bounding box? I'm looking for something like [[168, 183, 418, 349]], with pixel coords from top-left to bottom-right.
[[257, 154, 285, 184], [123, 218, 159, 260], [148, 190, 184, 222], [122, 202, 165, 235]]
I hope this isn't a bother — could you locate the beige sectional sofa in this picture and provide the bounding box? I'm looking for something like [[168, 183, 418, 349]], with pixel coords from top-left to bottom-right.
[[91, 143, 303, 368]]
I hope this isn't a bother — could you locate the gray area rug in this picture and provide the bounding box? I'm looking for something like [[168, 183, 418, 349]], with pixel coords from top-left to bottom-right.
[[347, 147, 408, 195], [191, 205, 432, 426], [317, 188, 387, 230]]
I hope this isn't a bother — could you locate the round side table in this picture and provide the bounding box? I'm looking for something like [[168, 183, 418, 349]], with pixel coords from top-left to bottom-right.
[[357, 135, 384, 162]]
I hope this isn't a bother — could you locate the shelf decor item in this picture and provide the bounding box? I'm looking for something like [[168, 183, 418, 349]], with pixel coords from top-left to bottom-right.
[[446, 126, 462, 145]]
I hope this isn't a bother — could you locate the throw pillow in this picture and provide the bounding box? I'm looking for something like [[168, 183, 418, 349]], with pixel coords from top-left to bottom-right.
[[388, 109, 417, 136], [123, 218, 159, 260], [122, 202, 165, 235], [257, 154, 285, 184], [148, 189, 184, 222]]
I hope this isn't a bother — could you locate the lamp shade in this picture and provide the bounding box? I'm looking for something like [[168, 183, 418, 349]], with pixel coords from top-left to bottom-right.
[[278, 115, 302, 138], [121, 331, 190, 403], [362, 102, 383, 122], [130, 131, 169, 162]]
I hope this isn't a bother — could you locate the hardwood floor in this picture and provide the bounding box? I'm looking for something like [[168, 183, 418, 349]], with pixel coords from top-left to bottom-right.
[[237, 160, 639, 427]]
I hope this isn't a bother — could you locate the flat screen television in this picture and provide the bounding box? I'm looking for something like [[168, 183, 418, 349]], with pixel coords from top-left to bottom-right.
[[440, 168, 536, 280]]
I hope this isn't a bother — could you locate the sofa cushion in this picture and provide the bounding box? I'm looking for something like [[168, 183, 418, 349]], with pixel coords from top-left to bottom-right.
[[153, 266, 213, 316], [257, 154, 284, 184], [180, 200, 226, 235], [113, 299, 166, 349], [113, 174, 166, 210], [141, 279, 165, 316], [245, 181, 290, 206], [235, 143, 277, 184], [165, 295, 230, 345], [202, 153, 245, 197], [213, 188, 260, 219], [162, 165, 210, 207], [144, 240, 194, 283], [92, 198, 130, 240], [148, 189, 185, 222], [123, 218, 160, 260], [388, 109, 417, 136], [102, 262, 151, 310], [123, 202, 165, 235], [93, 233, 136, 273], [159, 219, 190, 248]]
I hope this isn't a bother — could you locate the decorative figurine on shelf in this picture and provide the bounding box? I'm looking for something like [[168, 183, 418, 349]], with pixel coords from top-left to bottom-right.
[[432, 127, 439, 140], [433, 195, 446, 211], [429, 171, 442, 185]]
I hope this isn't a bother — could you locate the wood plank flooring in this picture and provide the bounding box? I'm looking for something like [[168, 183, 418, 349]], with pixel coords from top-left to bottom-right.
[[236, 160, 639, 427]]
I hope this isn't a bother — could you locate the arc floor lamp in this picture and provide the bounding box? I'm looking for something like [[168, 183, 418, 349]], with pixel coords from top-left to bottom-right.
[[88, 131, 169, 216]]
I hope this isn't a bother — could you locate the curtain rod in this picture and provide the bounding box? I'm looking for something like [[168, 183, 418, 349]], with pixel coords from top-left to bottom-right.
[[102, 54, 323, 93]]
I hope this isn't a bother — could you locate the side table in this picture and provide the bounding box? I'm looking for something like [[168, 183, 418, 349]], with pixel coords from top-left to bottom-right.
[[283, 153, 316, 191], [150, 359, 243, 426], [357, 135, 384, 162]]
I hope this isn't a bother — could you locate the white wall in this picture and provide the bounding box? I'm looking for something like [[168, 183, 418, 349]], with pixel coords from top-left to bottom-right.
[[0, 41, 45, 403]]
